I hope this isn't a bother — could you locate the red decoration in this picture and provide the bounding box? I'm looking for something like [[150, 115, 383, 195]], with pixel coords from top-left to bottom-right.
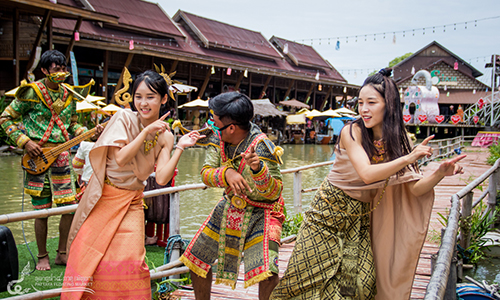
[[478, 98, 484, 109], [418, 115, 427, 123], [435, 115, 445, 124], [403, 115, 412, 123], [473, 116, 479, 124], [454, 61, 459, 70], [74, 31, 80, 41], [226, 68, 232, 76], [451, 115, 461, 124], [129, 40, 134, 50]]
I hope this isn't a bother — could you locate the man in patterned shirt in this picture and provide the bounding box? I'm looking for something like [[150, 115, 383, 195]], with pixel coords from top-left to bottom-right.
[[177, 92, 285, 300], [0, 50, 94, 270]]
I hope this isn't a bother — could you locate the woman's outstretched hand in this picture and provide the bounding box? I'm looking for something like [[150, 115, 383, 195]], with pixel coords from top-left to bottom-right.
[[145, 112, 170, 135], [437, 154, 466, 177], [408, 135, 434, 163], [177, 131, 205, 149]]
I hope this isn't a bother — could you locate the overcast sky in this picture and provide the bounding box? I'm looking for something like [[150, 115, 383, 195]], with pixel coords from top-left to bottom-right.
[[158, 0, 499, 87]]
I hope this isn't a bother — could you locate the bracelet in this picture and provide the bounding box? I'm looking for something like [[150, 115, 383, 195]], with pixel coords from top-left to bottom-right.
[[175, 145, 184, 151]]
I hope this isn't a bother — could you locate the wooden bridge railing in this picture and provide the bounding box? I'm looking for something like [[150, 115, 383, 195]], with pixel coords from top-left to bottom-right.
[[424, 158, 500, 300]]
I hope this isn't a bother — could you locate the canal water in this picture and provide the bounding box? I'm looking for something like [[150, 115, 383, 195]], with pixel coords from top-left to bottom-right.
[[0, 144, 335, 243]]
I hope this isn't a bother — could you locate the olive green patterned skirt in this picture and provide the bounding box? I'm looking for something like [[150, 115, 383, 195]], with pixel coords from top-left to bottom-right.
[[271, 179, 376, 300]]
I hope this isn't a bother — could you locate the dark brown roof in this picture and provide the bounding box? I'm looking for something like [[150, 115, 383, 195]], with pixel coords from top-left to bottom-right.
[[270, 36, 330, 69], [173, 11, 282, 60], [57, 0, 185, 38], [393, 41, 483, 83]]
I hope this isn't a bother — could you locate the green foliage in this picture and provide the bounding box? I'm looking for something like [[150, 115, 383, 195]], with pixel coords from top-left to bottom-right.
[[281, 206, 303, 238], [487, 143, 500, 165], [389, 52, 414, 67], [459, 201, 500, 264]]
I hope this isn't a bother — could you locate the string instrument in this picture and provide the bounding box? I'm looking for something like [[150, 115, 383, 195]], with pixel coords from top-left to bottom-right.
[[21, 122, 108, 175]]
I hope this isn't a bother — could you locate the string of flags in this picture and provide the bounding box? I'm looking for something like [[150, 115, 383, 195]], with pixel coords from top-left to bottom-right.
[[296, 15, 500, 49]]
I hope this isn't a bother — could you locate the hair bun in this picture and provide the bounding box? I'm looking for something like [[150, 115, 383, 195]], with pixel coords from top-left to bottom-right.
[[378, 68, 392, 77]]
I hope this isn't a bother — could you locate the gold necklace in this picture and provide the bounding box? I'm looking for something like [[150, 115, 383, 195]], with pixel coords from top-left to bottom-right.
[[144, 132, 160, 155]]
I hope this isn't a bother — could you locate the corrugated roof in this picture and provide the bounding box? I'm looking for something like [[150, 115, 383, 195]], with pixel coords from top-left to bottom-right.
[[271, 36, 330, 69], [58, 0, 185, 38], [393, 41, 483, 83], [173, 11, 282, 60]]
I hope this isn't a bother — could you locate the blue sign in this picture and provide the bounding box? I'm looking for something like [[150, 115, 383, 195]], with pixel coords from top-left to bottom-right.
[[70, 51, 78, 86]]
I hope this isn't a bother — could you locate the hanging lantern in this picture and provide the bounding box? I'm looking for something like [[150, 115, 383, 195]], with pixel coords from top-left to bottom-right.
[[244, 69, 248, 78], [411, 66, 415, 75], [129, 40, 134, 50], [444, 85, 447, 91], [335, 40, 340, 50], [343, 86, 347, 93], [473, 89, 476, 94], [318, 84, 322, 91], [226, 68, 232, 76], [447, 92, 450, 97], [211, 66, 215, 74], [74, 31, 80, 41], [283, 43, 289, 54], [315, 71, 320, 80], [454, 62, 459, 70]]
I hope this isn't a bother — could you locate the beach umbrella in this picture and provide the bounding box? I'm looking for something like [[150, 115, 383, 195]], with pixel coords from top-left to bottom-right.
[[325, 118, 347, 135], [178, 98, 209, 109], [320, 109, 342, 118], [101, 103, 123, 114], [286, 114, 306, 125], [251, 99, 287, 117], [170, 83, 198, 95], [333, 107, 357, 116], [296, 108, 310, 115], [305, 109, 323, 119], [76, 101, 99, 113], [279, 99, 310, 109]]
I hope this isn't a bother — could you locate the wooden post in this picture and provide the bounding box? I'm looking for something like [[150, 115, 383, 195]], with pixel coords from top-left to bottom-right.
[[460, 192, 473, 281], [431, 228, 458, 300], [198, 69, 211, 99], [487, 169, 499, 226], [169, 60, 178, 73], [293, 171, 303, 213], [13, 8, 19, 86], [260, 75, 272, 99], [65, 17, 83, 64], [283, 79, 295, 100], [305, 84, 315, 108], [47, 15, 53, 50], [25, 10, 51, 79], [234, 71, 245, 91], [169, 192, 181, 280], [102, 50, 109, 99]]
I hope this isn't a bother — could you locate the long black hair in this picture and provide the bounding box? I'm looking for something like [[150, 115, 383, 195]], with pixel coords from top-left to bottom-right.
[[338, 68, 417, 174], [130, 70, 171, 117]]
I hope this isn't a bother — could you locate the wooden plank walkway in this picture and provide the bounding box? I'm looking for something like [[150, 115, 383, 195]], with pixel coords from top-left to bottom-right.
[[172, 146, 492, 299]]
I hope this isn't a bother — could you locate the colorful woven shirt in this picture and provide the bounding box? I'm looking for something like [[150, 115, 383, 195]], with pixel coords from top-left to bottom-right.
[[179, 122, 285, 289], [0, 79, 94, 203]]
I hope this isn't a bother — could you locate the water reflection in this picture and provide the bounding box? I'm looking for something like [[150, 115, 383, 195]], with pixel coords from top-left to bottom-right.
[[0, 144, 334, 242]]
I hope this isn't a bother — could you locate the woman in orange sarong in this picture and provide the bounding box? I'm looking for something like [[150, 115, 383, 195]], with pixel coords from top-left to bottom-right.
[[61, 70, 203, 299]]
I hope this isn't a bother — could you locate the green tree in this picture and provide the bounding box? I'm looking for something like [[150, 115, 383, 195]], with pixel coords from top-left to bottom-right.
[[367, 52, 414, 77], [389, 52, 413, 67]]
